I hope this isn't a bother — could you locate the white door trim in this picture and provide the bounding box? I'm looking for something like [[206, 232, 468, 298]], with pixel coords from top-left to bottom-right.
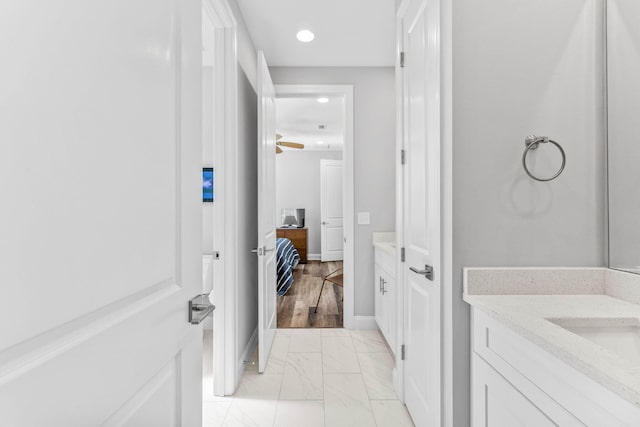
[[395, 0, 453, 425], [274, 84, 355, 329], [203, 0, 239, 396]]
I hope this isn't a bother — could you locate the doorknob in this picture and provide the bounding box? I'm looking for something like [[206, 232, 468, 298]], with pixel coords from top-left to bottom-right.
[[410, 264, 434, 281], [322, 221, 328, 225], [189, 293, 215, 325]]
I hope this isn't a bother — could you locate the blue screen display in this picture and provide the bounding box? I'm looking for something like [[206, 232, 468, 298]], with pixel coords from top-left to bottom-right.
[[203, 168, 214, 202]]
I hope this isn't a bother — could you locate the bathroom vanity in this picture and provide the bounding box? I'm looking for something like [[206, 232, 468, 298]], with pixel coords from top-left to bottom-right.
[[464, 268, 640, 426], [373, 232, 397, 354], [463, 1, 640, 424]]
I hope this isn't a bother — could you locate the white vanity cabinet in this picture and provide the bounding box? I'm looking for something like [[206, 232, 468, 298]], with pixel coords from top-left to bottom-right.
[[471, 308, 640, 427], [374, 245, 396, 353]]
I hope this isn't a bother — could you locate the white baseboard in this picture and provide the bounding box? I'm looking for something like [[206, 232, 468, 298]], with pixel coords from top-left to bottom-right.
[[351, 315, 378, 330], [236, 326, 258, 382], [308, 254, 346, 262]]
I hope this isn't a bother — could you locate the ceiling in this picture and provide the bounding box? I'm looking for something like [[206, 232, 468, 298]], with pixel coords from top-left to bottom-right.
[[276, 96, 344, 151], [235, 0, 396, 66]]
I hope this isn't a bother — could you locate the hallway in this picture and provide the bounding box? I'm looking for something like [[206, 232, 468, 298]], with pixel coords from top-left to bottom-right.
[[277, 261, 344, 328], [203, 328, 414, 426]]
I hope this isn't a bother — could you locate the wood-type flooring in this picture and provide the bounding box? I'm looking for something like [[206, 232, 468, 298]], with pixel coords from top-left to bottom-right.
[[277, 261, 343, 328]]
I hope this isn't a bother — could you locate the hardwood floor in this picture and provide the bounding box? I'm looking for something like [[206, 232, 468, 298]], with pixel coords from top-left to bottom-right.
[[277, 261, 343, 328]]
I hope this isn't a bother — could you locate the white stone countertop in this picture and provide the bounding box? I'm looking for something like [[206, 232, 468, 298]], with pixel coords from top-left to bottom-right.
[[372, 231, 396, 256], [464, 267, 640, 408]]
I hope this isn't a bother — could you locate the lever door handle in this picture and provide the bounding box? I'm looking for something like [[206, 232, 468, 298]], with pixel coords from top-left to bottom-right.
[[410, 265, 434, 281], [189, 293, 215, 325], [250, 247, 274, 255]]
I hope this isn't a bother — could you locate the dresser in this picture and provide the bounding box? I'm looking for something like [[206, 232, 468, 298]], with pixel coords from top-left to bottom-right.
[[276, 227, 307, 263]]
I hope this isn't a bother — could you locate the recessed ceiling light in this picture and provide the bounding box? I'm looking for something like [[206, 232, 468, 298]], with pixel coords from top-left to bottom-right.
[[316, 141, 324, 144], [296, 30, 315, 43], [317, 97, 329, 104]]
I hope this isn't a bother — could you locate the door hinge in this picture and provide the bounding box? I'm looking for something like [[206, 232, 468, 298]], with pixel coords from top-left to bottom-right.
[[400, 51, 405, 68], [400, 247, 405, 262], [401, 149, 406, 165], [401, 344, 406, 360]]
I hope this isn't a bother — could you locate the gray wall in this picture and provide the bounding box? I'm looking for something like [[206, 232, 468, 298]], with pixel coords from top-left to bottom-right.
[[270, 67, 396, 316], [236, 65, 259, 359], [276, 150, 343, 256], [452, 0, 606, 425], [607, 0, 640, 271]]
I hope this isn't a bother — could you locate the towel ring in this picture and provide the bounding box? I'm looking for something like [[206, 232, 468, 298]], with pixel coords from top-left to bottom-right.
[[522, 135, 566, 182]]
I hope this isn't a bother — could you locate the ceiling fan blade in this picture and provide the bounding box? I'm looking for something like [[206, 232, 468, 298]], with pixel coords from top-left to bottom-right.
[[278, 141, 305, 149], [276, 133, 283, 141], [276, 145, 283, 154]]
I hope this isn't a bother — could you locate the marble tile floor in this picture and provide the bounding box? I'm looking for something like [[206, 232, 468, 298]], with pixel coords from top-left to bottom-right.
[[202, 328, 415, 427]]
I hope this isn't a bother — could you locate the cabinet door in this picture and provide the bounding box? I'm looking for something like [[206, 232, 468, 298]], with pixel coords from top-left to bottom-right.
[[383, 273, 396, 352], [472, 355, 560, 427], [374, 264, 386, 335]]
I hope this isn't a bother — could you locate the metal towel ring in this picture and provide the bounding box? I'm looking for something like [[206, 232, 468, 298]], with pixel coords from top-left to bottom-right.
[[522, 135, 566, 182]]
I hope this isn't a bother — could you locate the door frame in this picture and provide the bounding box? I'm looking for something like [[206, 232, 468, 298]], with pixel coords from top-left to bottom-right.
[[274, 84, 355, 329], [203, 0, 239, 396], [395, 0, 453, 425]]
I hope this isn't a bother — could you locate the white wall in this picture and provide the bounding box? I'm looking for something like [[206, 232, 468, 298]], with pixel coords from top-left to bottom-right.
[[276, 150, 343, 256], [270, 67, 396, 317], [236, 65, 258, 361], [451, 1, 606, 425]]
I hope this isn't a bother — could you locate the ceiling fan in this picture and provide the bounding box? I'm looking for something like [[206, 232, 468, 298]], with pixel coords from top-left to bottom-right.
[[275, 133, 304, 154]]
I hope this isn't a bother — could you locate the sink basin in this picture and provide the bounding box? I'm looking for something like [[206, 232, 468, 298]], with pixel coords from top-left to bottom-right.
[[548, 317, 640, 364]]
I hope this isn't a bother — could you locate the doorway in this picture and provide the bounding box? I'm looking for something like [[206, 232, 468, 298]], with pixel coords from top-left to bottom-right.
[[201, 0, 240, 398], [273, 85, 355, 330]]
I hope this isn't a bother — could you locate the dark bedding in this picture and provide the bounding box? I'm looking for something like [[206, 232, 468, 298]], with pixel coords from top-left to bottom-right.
[[276, 237, 300, 296]]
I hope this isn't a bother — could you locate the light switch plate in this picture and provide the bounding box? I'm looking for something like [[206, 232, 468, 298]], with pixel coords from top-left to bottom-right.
[[357, 212, 371, 225]]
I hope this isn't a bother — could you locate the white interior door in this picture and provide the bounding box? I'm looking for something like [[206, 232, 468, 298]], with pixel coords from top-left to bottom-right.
[[0, 1, 203, 425], [257, 51, 277, 373], [321, 159, 344, 262], [402, 0, 442, 425]]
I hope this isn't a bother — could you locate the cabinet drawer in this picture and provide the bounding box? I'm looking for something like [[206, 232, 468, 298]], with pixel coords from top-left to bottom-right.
[[374, 247, 395, 276], [286, 229, 305, 238], [288, 237, 307, 249]]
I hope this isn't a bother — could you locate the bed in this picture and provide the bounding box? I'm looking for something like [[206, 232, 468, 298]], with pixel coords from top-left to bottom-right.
[[276, 237, 300, 296]]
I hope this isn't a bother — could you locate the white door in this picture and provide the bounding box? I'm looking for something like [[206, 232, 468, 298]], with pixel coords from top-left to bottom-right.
[[321, 159, 344, 261], [401, 0, 442, 425], [0, 1, 203, 425], [256, 51, 278, 373]]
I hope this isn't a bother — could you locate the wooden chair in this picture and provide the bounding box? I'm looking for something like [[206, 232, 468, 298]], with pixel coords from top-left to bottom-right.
[[314, 268, 343, 313]]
